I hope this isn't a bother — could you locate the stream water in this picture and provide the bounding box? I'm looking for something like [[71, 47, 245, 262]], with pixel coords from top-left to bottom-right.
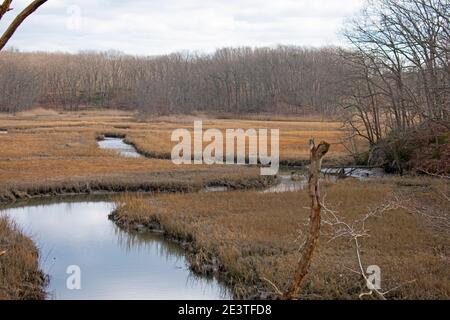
[[97, 137, 141, 158], [0, 138, 389, 300], [1, 200, 230, 300], [96, 137, 386, 184], [95, 138, 388, 196], [263, 166, 387, 193]]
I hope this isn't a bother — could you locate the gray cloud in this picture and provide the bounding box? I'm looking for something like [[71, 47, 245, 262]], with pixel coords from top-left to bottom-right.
[[0, 0, 364, 55]]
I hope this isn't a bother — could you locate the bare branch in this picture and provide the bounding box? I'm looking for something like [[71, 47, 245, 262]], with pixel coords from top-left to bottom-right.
[[0, 0, 13, 21], [0, 0, 47, 51], [417, 169, 450, 179], [321, 194, 416, 299], [261, 277, 284, 297]]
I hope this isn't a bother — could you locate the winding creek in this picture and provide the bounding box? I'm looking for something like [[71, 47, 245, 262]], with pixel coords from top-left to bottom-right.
[[97, 137, 387, 190], [1, 137, 388, 299], [97, 137, 142, 158], [1, 199, 231, 300]]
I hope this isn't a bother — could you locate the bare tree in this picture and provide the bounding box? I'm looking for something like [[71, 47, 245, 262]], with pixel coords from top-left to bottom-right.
[[0, 46, 351, 114], [343, 0, 450, 140], [0, 50, 41, 113], [283, 139, 330, 299], [321, 195, 417, 299], [340, 0, 449, 173], [0, 0, 48, 51]]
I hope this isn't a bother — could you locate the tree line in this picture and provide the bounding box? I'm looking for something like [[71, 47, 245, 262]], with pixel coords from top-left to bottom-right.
[[0, 46, 349, 116], [0, 0, 448, 148]]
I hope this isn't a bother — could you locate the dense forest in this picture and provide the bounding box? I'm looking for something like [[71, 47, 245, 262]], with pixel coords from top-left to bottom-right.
[[0, 46, 348, 116]]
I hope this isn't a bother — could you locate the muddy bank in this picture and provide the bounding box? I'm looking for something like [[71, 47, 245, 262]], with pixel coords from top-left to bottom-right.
[[96, 133, 172, 159], [109, 194, 281, 300], [109, 209, 244, 300], [97, 133, 347, 167], [0, 173, 276, 206], [0, 172, 275, 300], [125, 138, 172, 160], [109, 181, 450, 300], [0, 217, 47, 300], [4, 201, 229, 299]]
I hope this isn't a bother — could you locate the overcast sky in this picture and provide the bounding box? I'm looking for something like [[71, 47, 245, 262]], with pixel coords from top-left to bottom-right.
[[0, 0, 365, 56]]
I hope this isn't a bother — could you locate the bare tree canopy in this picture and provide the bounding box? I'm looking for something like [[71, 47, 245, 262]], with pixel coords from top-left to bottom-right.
[[0, 47, 349, 115], [342, 0, 449, 143]]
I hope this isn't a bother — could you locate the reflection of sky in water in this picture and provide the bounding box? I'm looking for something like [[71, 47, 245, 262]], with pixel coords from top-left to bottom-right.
[[321, 167, 386, 178], [97, 138, 141, 158], [2, 202, 230, 300], [263, 175, 307, 193], [264, 168, 385, 193]]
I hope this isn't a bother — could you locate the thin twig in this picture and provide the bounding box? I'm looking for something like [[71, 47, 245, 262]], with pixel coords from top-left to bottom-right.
[[321, 194, 417, 300], [261, 277, 283, 297]]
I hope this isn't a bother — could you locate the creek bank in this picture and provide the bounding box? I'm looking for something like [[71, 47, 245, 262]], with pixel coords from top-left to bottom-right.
[[97, 133, 352, 167], [109, 209, 261, 300], [0, 217, 47, 299], [0, 175, 276, 206], [96, 133, 172, 159], [367, 122, 449, 176], [3, 201, 229, 299], [97, 134, 142, 158], [125, 139, 172, 160], [0, 174, 274, 299]]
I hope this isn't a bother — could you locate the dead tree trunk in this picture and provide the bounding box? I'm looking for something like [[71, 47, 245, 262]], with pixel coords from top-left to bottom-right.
[[284, 138, 330, 299]]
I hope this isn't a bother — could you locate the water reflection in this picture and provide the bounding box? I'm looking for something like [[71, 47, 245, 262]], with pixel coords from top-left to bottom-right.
[[1, 201, 230, 300], [263, 172, 342, 193], [263, 175, 307, 193], [202, 186, 229, 193], [97, 137, 141, 158], [321, 167, 386, 178], [113, 226, 230, 298]]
